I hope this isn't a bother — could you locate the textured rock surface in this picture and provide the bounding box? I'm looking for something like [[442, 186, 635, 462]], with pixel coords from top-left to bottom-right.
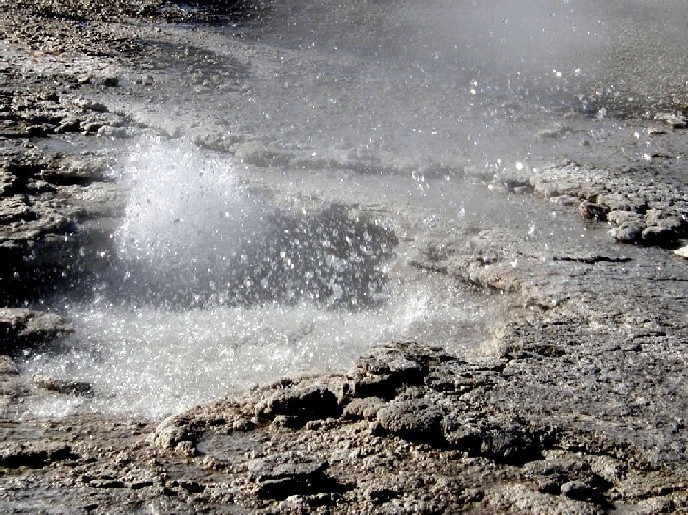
[[1, 1, 688, 513], [0, 308, 72, 353], [0, 12, 127, 302], [473, 160, 688, 248]]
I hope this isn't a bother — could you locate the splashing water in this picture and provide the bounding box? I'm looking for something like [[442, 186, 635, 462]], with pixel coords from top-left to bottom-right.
[[24, 297, 429, 419], [23, 0, 650, 419], [99, 138, 396, 309], [114, 137, 266, 287], [22, 138, 489, 419]]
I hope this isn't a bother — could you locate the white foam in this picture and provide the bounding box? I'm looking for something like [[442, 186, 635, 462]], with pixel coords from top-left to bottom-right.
[[22, 138, 490, 420], [23, 282, 469, 419]]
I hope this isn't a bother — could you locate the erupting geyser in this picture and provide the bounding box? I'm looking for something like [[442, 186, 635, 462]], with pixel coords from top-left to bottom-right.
[[24, 138, 489, 419], [20, 0, 634, 420], [113, 137, 268, 305], [105, 138, 397, 308]]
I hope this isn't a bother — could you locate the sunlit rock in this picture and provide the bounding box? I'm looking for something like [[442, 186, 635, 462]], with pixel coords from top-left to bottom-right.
[[32, 374, 92, 396], [674, 246, 688, 259]]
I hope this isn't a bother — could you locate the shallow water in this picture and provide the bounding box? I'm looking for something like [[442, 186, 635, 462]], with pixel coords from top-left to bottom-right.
[[20, 138, 591, 419], [19, 0, 688, 419], [24, 289, 470, 418]]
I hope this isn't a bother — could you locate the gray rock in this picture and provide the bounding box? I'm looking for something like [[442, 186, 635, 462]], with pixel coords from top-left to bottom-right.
[[606, 210, 644, 226], [479, 425, 542, 465], [610, 224, 643, 243], [253, 383, 341, 428], [352, 342, 446, 398], [597, 193, 647, 213], [376, 398, 444, 443], [150, 415, 197, 451], [0, 308, 72, 354], [578, 201, 609, 221], [342, 396, 386, 421], [32, 374, 92, 396], [0, 443, 76, 468], [560, 480, 597, 500], [524, 455, 612, 503], [607, 210, 645, 242], [71, 98, 108, 113], [96, 125, 128, 139], [641, 209, 685, 245], [0, 196, 34, 224], [248, 452, 334, 499], [441, 414, 482, 452]]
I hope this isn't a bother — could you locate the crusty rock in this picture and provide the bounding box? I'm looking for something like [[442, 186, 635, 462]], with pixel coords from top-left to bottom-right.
[[248, 452, 335, 499], [479, 425, 542, 465], [641, 209, 685, 245], [376, 398, 444, 444], [607, 210, 645, 243], [32, 374, 92, 395], [441, 413, 483, 452], [0, 443, 77, 469], [0, 308, 72, 354], [253, 382, 341, 428], [351, 342, 447, 398], [342, 396, 386, 421], [150, 415, 198, 451], [578, 201, 609, 222], [596, 193, 647, 213]]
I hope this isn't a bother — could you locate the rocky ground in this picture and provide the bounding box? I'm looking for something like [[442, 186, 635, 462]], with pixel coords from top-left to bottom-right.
[[1, 1, 688, 513]]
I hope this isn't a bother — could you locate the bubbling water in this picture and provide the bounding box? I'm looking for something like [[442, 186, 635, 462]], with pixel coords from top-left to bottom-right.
[[113, 137, 266, 294], [104, 138, 396, 309], [22, 138, 489, 419], [23, 297, 430, 419]]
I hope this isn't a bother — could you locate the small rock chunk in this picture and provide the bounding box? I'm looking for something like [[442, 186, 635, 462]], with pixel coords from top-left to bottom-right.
[[248, 452, 336, 499], [376, 399, 444, 444], [254, 384, 341, 428], [32, 374, 92, 395], [352, 342, 447, 398]]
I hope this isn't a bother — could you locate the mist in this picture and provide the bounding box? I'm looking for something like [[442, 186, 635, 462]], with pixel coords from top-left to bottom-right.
[[20, 0, 688, 419]]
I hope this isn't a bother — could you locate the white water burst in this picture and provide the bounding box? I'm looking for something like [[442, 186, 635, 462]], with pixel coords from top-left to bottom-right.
[[113, 137, 268, 276]]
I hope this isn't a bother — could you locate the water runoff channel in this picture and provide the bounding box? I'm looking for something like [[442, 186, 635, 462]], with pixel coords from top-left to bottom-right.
[[20, 0, 660, 419]]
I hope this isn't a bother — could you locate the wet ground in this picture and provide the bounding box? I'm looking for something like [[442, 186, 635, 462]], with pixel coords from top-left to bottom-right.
[[13, 0, 687, 419], [1, 0, 688, 512]]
